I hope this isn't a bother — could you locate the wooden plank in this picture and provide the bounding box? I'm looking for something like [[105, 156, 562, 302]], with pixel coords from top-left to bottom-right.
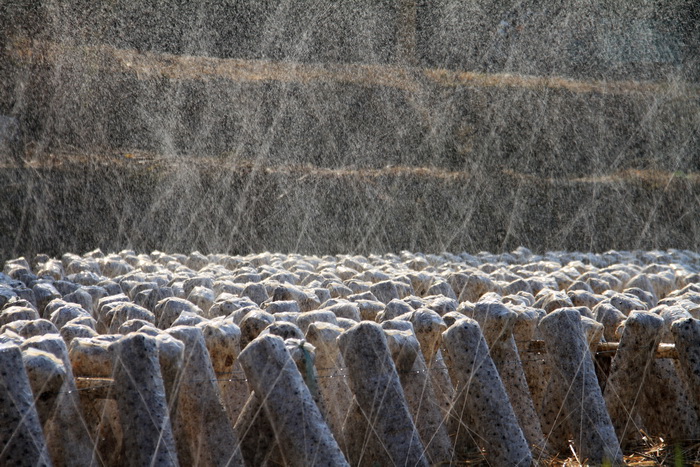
[[75, 377, 114, 399], [8, 36, 699, 98], [527, 340, 679, 359], [597, 341, 678, 359]]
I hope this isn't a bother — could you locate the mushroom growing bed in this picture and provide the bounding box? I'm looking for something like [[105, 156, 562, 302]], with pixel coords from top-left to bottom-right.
[[2, 247, 700, 466]]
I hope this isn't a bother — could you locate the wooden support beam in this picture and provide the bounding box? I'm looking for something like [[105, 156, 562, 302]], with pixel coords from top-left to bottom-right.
[[74, 377, 114, 399], [526, 340, 679, 359], [7, 36, 699, 98], [72, 339, 679, 397]]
